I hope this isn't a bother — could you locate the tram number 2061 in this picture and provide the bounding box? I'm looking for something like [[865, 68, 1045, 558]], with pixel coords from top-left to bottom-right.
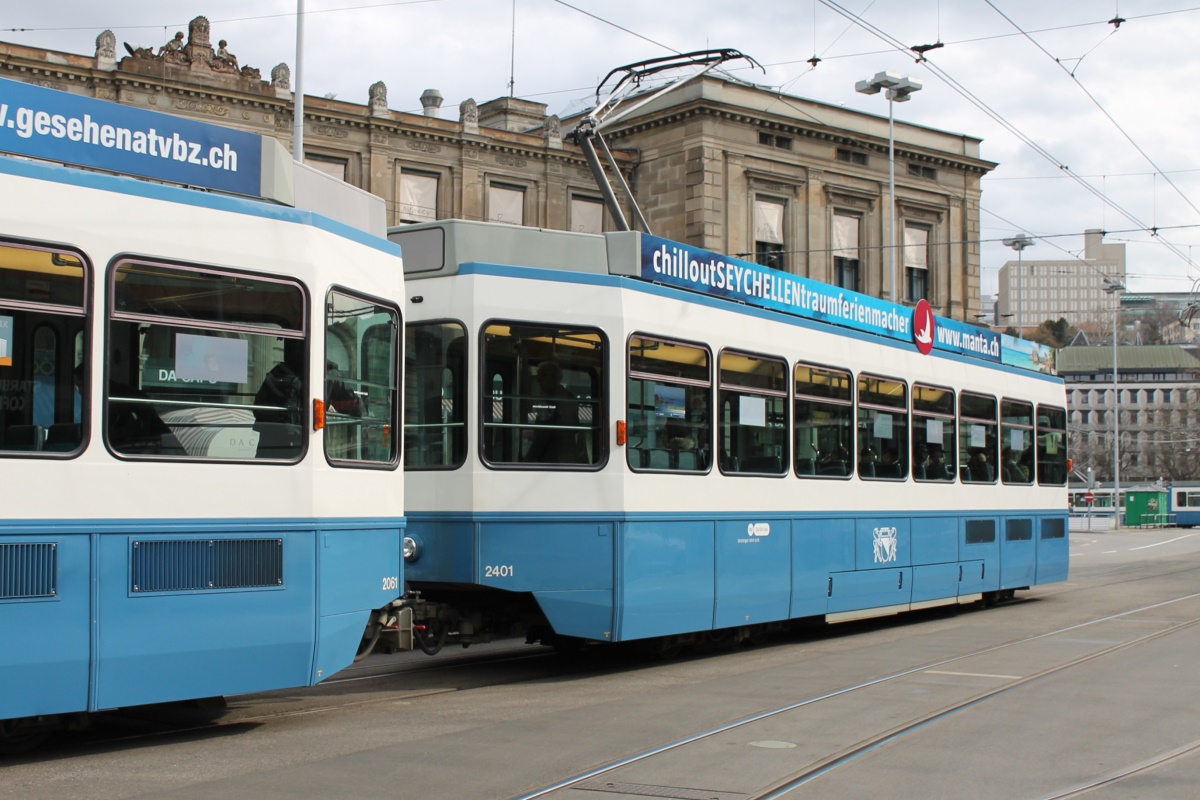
[[381, 576, 400, 591], [484, 565, 515, 578]]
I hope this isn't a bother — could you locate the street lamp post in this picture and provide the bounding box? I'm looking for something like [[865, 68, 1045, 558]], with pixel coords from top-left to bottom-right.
[[1002, 234, 1035, 339], [856, 71, 922, 303], [1103, 277, 1125, 526]]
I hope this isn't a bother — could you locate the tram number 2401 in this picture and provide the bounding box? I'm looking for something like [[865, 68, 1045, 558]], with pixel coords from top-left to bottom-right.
[[484, 565, 515, 578]]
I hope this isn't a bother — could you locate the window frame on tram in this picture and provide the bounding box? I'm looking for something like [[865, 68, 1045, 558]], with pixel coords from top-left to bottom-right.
[[0, 238, 89, 457], [793, 361, 854, 479], [857, 373, 909, 481], [322, 286, 402, 469], [716, 348, 789, 476], [1000, 398, 1035, 485], [626, 333, 712, 473], [479, 318, 607, 470], [106, 258, 309, 462], [911, 382, 955, 483], [959, 391, 998, 484], [1036, 404, 1068, 485], [404, 319, 467, 470]]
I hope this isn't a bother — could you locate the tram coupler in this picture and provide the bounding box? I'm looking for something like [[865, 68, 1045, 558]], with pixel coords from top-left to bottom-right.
[[373, 600, 416, 654]]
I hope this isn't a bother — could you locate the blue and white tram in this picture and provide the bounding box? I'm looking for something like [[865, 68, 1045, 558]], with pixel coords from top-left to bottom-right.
[[0, 124, 405, 742], [1172, 484, 1200, 528], [394, 220, 1069, 653]]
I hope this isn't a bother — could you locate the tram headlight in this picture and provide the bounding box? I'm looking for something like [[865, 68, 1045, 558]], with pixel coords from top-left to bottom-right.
[[403, 535, 421, 562]]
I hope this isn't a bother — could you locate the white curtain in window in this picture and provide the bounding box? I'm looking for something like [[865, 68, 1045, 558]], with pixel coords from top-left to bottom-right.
[[754, 199, 785, 244], [488, 186, 525, 224], [304, 156, 346, 181], [399, 173, 439, 222], [570, 197, 604, 234], [832, 214, 859, 259], [905, 225, 929, 268]]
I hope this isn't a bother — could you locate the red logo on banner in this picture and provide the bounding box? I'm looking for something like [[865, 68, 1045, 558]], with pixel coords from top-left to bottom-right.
[[913, 299, 935, 355]]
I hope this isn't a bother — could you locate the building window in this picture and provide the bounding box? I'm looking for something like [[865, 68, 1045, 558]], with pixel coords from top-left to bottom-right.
[[754, 197, 786, 271], [759, 132, 793, 150], [837, 148, 868, 166], [487, 184, 525, 225], [304, 155, 347, 181], [832, 212, 861, 292], [397, 171, 439, 224], [569, 196, 604, 234], [904, 224, 930, 303], [907, 163, 937, 180]]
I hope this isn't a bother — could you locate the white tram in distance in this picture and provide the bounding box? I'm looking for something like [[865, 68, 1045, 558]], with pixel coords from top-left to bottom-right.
[[396, 219, 1069, 653], [0, 77, 407, 748]]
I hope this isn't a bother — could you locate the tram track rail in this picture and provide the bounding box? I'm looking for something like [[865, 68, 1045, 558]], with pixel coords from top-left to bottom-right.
[[509, 590, 1200, 800]]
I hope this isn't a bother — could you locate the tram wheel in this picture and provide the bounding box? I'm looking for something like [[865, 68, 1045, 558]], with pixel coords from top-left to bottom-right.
[[0, 724, 50, 756]]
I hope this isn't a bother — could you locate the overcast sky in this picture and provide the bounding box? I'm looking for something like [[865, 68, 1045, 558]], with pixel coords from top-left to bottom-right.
[[7, 1, 1200, 300]]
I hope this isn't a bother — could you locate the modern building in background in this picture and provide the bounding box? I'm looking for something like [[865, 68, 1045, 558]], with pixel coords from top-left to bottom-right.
[[1059, 344, 1200, 484], [997, 229, 1127, 335], [0, 14, 997, 321]]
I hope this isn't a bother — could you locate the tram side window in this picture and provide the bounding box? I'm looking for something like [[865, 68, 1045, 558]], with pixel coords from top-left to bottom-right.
[[0, 242, 87, 455], [912, 383, 954, 482], [627, 335, 711, 472], [794, 363, 853, 478], [1037, 405, 1068, 485], [959, 392, 998, 483], [1001, 399, 1035, 485], [108, 260, 306, 460], [324, 290, 400, 466], [481, 321, 605, 468], [718, 350, 787, 475], [858, 374, 908, 480], [405, 321, 467, 469]]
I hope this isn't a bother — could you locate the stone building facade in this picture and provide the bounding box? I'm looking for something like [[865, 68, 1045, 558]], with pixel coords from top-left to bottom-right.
[[1060, 345, 1200, 484], [0, 15, 997, 320]]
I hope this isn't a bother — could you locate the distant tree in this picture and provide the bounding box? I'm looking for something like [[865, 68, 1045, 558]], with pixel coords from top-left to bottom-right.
[[1029, 317, 1076, 348]]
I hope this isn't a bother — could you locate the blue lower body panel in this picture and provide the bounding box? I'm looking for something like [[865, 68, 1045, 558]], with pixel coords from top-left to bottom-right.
[[1, 519, 403, 723], [405, 508, 1068, 645]]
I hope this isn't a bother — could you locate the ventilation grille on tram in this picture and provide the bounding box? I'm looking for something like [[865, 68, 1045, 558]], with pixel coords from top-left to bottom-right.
[[0, 542, 57, 599], [131, 538, 284, 593]]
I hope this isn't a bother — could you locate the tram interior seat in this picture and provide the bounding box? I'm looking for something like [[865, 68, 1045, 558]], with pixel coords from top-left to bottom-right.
[[627, 446, 645, 469], [254, 422, 302, 459], [961, 465, 972, 482], [45, 423, 81, 451], [676, 449, 700, 471], [6, 424, 45, 451], [818, 460, 846, 476], [875, 463, 902, 479], [859, 462, 875, 479], [912, 462, 926, 480], [740, 455, 782, 473], [797, 457, 815, 475], [647, 448, 671, 470]]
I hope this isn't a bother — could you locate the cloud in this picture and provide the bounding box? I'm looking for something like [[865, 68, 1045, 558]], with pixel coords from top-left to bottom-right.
[[7, 0, 1200, 294]]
